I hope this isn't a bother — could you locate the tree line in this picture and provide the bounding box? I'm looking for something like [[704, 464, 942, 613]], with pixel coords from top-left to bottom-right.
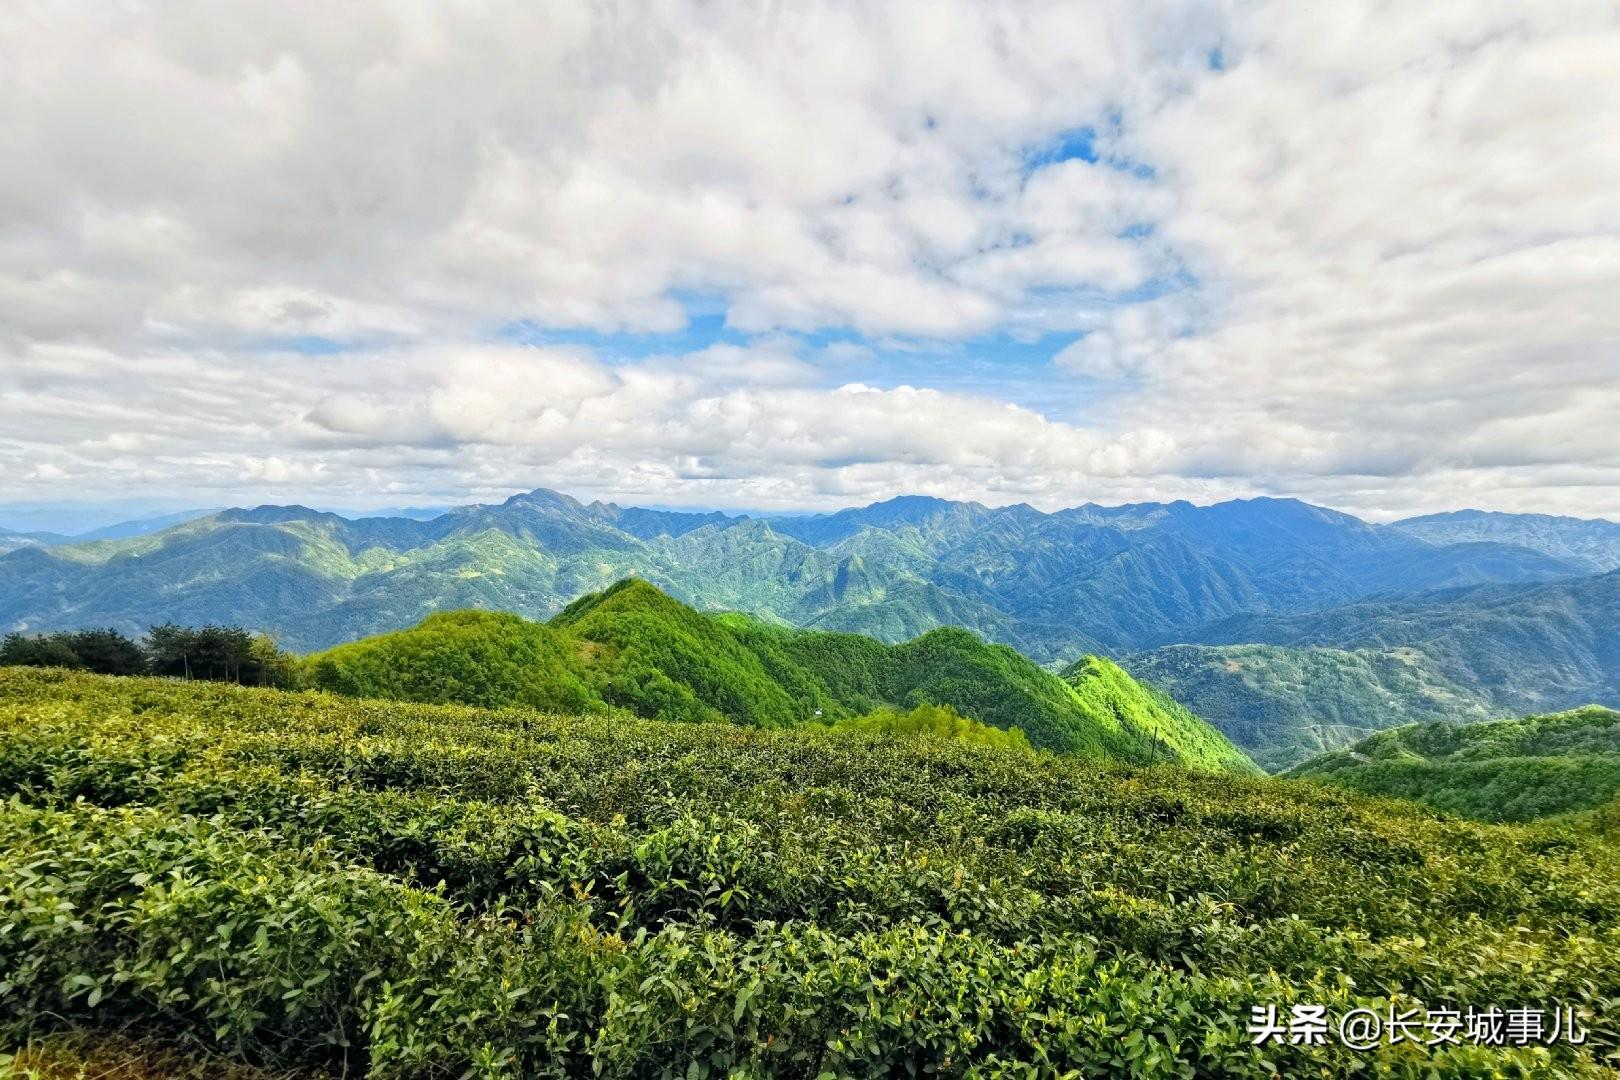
[[0, 625, 298, 688]]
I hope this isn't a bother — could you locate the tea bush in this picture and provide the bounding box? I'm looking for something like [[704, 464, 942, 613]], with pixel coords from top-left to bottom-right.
[[2, 668, 1617, 1077], [1289, 706, 1620, 822]]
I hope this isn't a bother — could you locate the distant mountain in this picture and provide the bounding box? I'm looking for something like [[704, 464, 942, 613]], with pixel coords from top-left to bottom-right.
[[1392, 509, 1620, 572], [322, 504, 453, 522], [70, 509, 220, 542], [0, 509, 216, 550], [766, 495, 1583, 654], [1172, 570, 1620, 726], [0, 527, 70, 554], [1287, 706, 1620, 823], [306, 577, 1259, 774], [1125, 643, 1497, 771], [0, 488, 1583, 659]]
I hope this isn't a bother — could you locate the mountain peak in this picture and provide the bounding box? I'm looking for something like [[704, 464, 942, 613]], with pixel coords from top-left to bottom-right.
[[501, 488, 587, 512], [551, 576, 687, 627]]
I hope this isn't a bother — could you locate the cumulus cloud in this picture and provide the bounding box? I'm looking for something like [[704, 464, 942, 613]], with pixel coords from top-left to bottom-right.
[[1, 0, 1618, 519], [0, 338, 1192, 510], [0, 0, 1172, 346]]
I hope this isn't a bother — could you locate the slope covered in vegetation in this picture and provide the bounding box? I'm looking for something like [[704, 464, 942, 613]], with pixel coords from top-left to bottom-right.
[[306, 579, 1258, 773], [1061, 655, 1259, 775], [830, 701, 1033, 750], [1, 669, 1616, 1077], [1174, 569, 1620, 723], [307, 609, 605, 715], [1287, 706, 1620, 822], [1127, 643, 1496, 771]]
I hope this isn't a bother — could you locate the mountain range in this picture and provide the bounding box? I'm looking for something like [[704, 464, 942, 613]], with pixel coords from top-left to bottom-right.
[[2, 486, 1617, 770], [0, 487, 1588, 656], [1390, 509, 1620, 572], [0, 509, 218, 553], [1133, 567, 1620, 767]]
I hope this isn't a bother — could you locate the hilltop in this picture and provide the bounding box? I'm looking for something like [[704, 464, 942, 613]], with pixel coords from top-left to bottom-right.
[[307, 578, 1258, 774], [1287, 706, 1620, 822]]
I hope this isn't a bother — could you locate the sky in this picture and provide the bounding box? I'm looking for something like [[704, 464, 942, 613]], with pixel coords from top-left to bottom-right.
[[3, 0, 1619, 525]]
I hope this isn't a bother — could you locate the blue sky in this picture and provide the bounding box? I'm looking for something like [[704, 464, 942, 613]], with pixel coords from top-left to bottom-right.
[[496, 312, 1128, 421]]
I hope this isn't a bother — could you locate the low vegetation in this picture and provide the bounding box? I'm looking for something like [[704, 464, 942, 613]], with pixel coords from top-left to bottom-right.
[[829, 702, 1032, 751], [2, 669, 1616, 1077], [1288, 705, 1620, 822]]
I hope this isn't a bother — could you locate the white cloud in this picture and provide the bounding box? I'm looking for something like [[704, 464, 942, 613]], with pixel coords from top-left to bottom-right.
[[1, 0, 1618, 519], [0, 0, 1171, 346], [0, 338, 1191, 510]]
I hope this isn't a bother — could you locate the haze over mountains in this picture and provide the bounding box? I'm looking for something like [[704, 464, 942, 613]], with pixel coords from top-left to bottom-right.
[[3, 486, 1618, 770], [1390, 510, 1620, 573], [0, 509, 219, 553]]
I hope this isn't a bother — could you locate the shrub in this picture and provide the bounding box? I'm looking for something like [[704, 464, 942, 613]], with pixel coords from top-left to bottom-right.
[[2, 668, 1615, 1078]]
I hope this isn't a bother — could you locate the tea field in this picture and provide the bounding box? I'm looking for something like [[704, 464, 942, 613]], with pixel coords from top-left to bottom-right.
[[2, 668, 1618, 1077]]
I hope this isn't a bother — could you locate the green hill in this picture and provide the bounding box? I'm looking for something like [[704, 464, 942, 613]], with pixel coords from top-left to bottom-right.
[[1287, 706, 1620, 822], [306, 609, 605, 715], [1, 669, 1615, 1077], [305, 578, 1259, 774], [1063, 655, 1261, 775]]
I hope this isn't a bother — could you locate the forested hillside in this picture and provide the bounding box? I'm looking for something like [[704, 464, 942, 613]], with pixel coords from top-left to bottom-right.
[[0, 488, 1581, 658], [2, 669, 1615, 1077], [308, 578, 1258, 774], [1288, 706, 1620, 823], [5, 489, 1614, 776], [1172, 570, 1620, 726], [1127, 644, 1497, 771]]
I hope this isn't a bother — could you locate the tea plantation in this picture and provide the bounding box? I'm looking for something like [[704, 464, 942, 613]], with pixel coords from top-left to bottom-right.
[[2, 668, 1618, 1077], [1288, 706, 1620, 823]]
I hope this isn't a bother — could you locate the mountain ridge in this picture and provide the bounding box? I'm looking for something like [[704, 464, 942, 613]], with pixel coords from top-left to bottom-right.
[[1391, 509, 1620, 572], [1, 487, 1587, 658], [1161, 570, 1620, 736]]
